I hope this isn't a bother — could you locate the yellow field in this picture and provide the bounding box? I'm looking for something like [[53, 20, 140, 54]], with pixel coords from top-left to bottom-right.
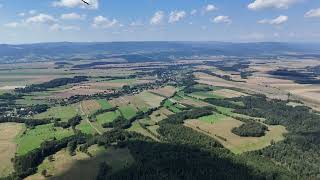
[[81, 100, 101, 115], [213, 89, 247, 98], [0, 123, 25, 177], [149, 86, 177, 97], [184, 118, 287, 154]]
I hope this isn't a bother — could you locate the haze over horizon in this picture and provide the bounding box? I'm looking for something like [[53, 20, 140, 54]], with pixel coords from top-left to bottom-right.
[[1, 0, 320, 44]]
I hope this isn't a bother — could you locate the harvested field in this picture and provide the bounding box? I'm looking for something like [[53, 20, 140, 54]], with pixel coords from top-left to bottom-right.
[[81, 100, 101, 115], [136, 91, 165, 108], [149, 107, 172, 123], [0, 123, 24, 177], [52, 84, 112, 99], [149, 86, 177, 97], [213, 89, 247, 98], [185, 119, 287, 154]]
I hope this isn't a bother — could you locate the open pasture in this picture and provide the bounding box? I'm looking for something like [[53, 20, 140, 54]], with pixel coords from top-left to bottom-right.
[[184, 118, 287, 154], [26, 146, 134, 180], [96, 111, 121, 125], [119, 105, 137, 120], [16, 124, 74, 156], [34, 105, 79, 122], [0, 123, 24, 177]]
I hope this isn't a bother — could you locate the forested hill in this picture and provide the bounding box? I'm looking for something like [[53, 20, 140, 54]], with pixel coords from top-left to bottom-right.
[[1, 42, 320, 63]]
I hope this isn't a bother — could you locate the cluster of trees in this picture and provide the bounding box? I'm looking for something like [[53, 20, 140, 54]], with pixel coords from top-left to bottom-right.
[[16, 76, 88, 93], [204, 98, 243, 109], [160, 106, 215, 125], [233, 95, 320, 177], [232, 122, 268, 137], [269, 69, 320, 84], [240, 71, 254, 79], [206, 61, 250, 72], [0, 116, 51, 128], [54, 115, 82, 129], [102, 108, 158, 129], [89, 107, 117, 121], [0, 93, 21, 101]]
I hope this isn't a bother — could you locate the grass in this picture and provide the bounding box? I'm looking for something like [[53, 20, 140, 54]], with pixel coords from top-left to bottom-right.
[[214, 106, 235, 116], [16, 124, 74, 156], [199, 113, 228, 124], [137, 91, 164, 107], [107, 78, 137, 83], [96, 111, 121, 125], [34, 105, 79, 122], [0, 123, 24, 177], [30, 145, 134, 179], [76, 121, 95, 135], [185, 119, 287, 154], [119, 105, 137, 120], [128, 122, 158, 141], [16, 95, 48, 105], [96, 99, 113, 109], [189, 91, 224, 99], [163, 99, 183, 113]]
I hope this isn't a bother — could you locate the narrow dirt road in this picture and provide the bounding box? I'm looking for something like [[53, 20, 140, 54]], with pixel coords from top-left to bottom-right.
[[79, 102, 102, 135]]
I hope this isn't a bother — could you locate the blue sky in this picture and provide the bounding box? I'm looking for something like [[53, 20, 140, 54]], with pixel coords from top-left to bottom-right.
[[0, 0, 320, 44]]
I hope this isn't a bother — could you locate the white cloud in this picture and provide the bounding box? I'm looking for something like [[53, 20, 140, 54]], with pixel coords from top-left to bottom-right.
[[4, 22, 20, 28], [190, 9, 197, 16], [53, 0, 99, 9], [258, 15, 288, 25], [212, 16, 232, 24], [50, 23, 80, 31], [26, 14, 57, 24], [61, 13, 85, 20], [205, 4, 217, 12], [248, 0, 298, 10], [92, 16, 119, 28], [29, 10, 37, 15], [305, 8, 320, 18], [150, 11, 164, 25], [130, 21, 143, 27], [169, 11, 186, 23]]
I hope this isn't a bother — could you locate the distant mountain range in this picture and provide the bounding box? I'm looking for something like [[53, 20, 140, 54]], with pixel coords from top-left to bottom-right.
[[0, 42, 319, 63]]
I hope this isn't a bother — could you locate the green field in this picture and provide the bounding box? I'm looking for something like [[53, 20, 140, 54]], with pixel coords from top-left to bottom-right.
[[107, 78, 137, 83], [31, 146, 134, 179], [163, 99, 182, 113], [16, 95, 48, 105], [189, 91, 224, 99], [198, 113, 228, 124], [119, 105, 137, 120], [16, 124, 74, 156], [76, 121, 95, 135], [34, 105, 79, 122], [96, 111, 121, 125], [96, 99, 113, 109]]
